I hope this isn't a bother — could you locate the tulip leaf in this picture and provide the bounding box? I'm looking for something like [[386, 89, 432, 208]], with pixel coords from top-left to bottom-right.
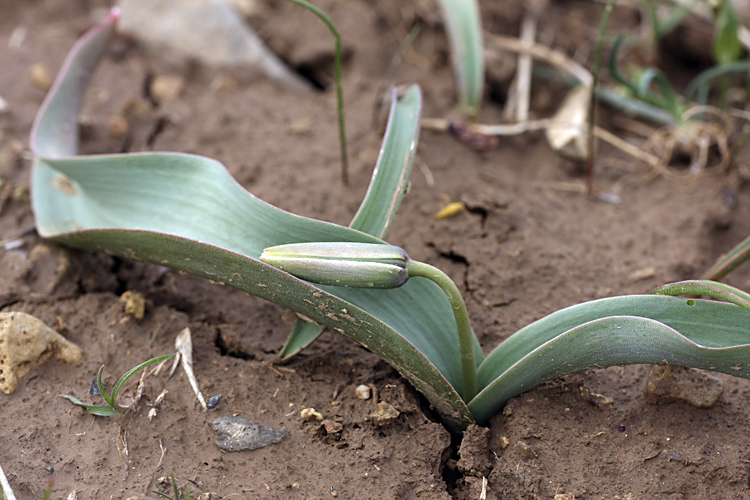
[[469, 295, 750, 424], [280, 85, 421, 361], [650, 280, 750, 312], [437, 0, 484, 116], [30, 11, 476, 430]]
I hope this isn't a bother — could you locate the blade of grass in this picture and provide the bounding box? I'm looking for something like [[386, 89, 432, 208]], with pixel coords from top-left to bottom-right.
[[59, 395, 123, 416], [702, 233, 750, 280], [285, 0, 348, 185], [110, 353, 175, 406], [96, 365, 114, 408]]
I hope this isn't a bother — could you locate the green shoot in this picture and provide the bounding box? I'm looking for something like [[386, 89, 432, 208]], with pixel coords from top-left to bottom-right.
[[61, 354, 175, 416], [588, 0, 618, 193], [437, 0, 484, 117], [702, 233, 750, 281], [153, 475, 190, 500], [285, 0, 348, 185], [713, 0, 742, 108]]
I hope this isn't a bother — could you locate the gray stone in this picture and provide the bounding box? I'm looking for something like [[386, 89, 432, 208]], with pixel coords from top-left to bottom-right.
[[644, 365, 724, 408], [209, 415, 290, 452], [117, 0, 309, 90]]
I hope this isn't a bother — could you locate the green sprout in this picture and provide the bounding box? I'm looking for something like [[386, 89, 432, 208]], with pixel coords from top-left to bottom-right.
[[61, 354, 175, 416], [153, 475, 190, 500], [703, 233, 750, 281], [285, 0, 348, 185], [437, 0, 484, 117], [30, 10, 750, 434]]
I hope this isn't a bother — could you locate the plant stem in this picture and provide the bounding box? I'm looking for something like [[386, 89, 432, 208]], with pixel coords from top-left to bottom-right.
[[285, 0, 349, 185], [406, 260, 477, 401], [588, 0, 618, 195]]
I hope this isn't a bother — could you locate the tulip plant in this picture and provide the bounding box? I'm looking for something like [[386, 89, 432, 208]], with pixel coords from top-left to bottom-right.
[[30, 10, 750, 433]]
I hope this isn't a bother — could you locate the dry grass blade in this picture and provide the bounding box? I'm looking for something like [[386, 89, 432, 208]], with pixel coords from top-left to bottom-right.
[[0, 464, 17, 500], [175, 328, 207, 410]]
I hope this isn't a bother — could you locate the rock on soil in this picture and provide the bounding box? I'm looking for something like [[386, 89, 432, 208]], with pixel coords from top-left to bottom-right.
[[209, 414, 291, 452], [0, 312, 82, 394]]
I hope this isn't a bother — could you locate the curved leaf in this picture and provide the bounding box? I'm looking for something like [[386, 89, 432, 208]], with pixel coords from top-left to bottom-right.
[[281, 85, 422, 361], [702, 233, 750, 281], [470, 295, 750, 424], [438, 0, 484, 116], [650, 280, 750, 312], [30, 12, 475, 430], [60, 395, 122, 417]]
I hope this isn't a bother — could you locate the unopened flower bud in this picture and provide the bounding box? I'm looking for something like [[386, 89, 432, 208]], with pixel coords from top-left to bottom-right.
[[260, 242, 410, 289]]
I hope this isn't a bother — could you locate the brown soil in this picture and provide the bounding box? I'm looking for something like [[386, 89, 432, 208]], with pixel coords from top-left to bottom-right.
[[2, 1, 750, 499]]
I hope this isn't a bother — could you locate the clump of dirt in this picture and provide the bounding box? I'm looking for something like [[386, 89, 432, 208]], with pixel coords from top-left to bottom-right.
[[2, 0, 750, 499]]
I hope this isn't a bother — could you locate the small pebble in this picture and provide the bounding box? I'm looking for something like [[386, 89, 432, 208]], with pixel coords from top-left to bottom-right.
[[150, 74, 186, 102], [120, 290, 146, 319], [369, 402, 400, 426], [206, 393, 222, 410], [108, 115, 129, 137], [209, 415, 290, 452], [30, 62, 52, 91], [300, 407, 323, 422], [322, 419, 343, 434], [355, 384, 371, 400], [89, 378, 101, 397], [499, 436, 510, 449], [644, 365, 724, 408]]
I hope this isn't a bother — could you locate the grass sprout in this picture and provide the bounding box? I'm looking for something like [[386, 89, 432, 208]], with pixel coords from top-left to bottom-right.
[[153, 475, 190, 500], [61, 354, 175, 416], [285, 0, 348, 185]]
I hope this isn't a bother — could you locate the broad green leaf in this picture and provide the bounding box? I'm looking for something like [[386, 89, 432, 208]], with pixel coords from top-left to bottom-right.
[[702, 233, 750, 281], [281, 85, 422, 361], [437, 0, 484, 116], [470, 295, 750, 424], [60, 395, 122, 416], [30, 12, 476, 430]]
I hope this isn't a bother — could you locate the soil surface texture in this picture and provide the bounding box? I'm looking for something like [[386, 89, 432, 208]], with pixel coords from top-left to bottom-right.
[[2, 1, 750, 499]]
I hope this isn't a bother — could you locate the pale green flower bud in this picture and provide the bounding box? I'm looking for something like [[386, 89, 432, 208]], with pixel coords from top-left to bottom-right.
[[260, 242, 410, 289]]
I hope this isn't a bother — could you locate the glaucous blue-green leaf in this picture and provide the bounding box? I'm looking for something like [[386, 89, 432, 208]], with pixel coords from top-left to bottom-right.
[[469, 295, 750, 424], [437, 0, 484, 116], [30, 10, 477, 430]]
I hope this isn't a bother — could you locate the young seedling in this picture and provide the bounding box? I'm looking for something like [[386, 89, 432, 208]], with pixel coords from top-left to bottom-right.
[[31, 11, 750, 434], [437, 0, 484, 117], [153, 475, 190, 500], [285, 0, 349, 185], [61, 354, 174, 416], [703, 233, 750, 281]]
